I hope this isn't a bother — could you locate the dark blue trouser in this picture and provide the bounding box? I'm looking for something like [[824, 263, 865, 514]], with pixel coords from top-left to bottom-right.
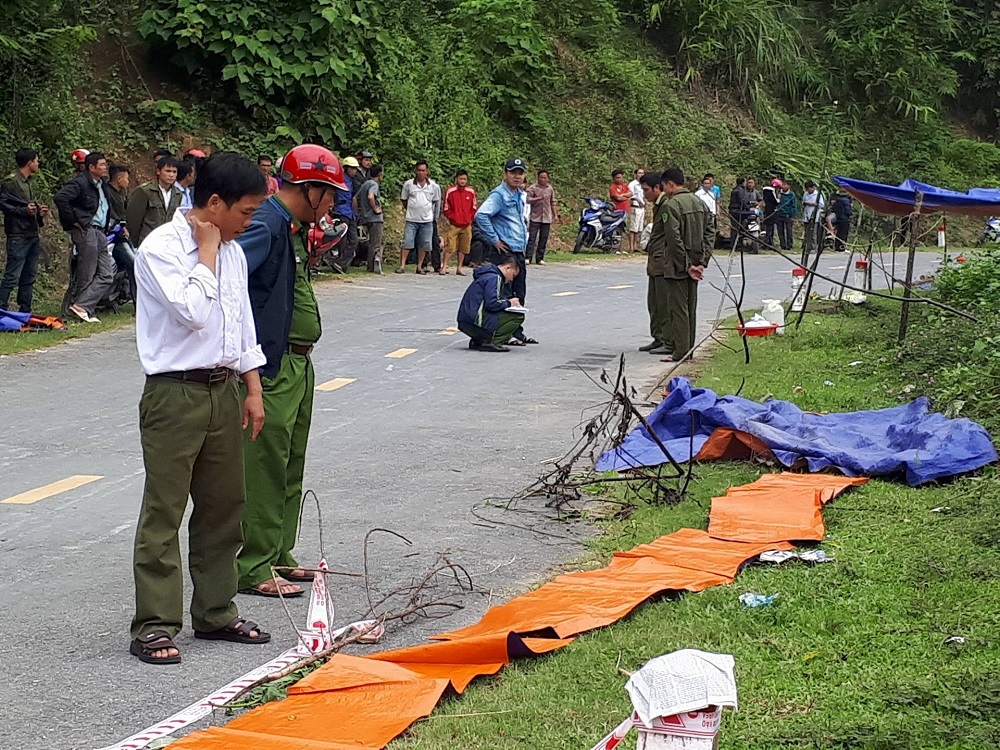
[[0, 235, 41, 312]]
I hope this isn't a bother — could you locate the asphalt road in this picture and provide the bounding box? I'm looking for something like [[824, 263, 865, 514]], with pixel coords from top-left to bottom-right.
[[0, 250, 941, 750]]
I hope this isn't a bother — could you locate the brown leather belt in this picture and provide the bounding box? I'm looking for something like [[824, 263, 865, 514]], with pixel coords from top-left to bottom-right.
[[151, 367, 234, 385], [287, 343, 314, 356]]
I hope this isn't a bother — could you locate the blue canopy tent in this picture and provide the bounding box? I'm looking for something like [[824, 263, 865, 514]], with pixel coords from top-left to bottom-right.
[[831, 176, 1000, 217]]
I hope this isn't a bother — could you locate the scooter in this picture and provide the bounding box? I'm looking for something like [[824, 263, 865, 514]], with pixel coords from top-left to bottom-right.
[[975, 216, 1000, 246], [572, 198, 626, 254]]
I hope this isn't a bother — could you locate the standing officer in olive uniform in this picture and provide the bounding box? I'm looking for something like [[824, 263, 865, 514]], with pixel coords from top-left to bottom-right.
[[236, 144, 346, 598], [660, 167, 714, 362], [637, 171, 670, 355]]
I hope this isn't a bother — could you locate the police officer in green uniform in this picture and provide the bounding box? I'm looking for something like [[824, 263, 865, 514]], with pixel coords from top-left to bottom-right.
[[660, 167, 714, 362], [636, 172, 671, 355], [236, 145, 347, 598]]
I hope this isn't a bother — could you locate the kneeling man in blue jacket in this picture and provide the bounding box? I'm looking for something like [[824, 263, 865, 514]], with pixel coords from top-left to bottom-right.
[[456, 255, 525, 352]]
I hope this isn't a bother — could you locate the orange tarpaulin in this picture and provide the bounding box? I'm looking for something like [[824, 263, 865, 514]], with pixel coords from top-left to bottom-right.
[[168, 472, 865, 750], [708, 474, 867, 543]]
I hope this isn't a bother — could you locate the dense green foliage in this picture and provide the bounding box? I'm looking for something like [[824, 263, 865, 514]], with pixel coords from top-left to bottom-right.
[[0, 0, 998, 197]]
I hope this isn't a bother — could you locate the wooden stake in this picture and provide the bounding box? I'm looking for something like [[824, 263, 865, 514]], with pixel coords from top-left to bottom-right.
[[897, 191, 923, 342]]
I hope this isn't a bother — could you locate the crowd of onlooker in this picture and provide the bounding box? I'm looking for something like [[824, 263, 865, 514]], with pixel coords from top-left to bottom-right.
[[0, 142, 853, 323]]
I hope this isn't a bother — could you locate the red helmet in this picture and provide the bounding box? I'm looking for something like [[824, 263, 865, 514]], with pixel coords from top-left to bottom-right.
[[280, 145, 347, 190], [71, 149, 90, 165], [186, 148, 207, 158]]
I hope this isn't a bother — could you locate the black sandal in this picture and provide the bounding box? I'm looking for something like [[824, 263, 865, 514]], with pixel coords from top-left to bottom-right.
[[130, 630, 182, 665], [521, 336, 540, 344], [506, 337, 527, 347], [194, 617, 271, 644]]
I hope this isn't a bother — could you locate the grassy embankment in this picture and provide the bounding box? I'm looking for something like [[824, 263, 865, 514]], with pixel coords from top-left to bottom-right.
[[394, 298, 1000, 750]]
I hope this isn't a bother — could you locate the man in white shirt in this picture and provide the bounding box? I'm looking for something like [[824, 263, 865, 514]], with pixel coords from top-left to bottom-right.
[[695, 174, 718, 217], [801, 180, 826, 261], [129, 152, 270, 665], [626, 168, 646, 252], [397, 161, 439, 274]]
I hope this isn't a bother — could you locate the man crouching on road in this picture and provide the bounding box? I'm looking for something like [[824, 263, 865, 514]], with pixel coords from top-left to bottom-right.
[[130, 152, 270, 665], [236, 145, 346, 599], [456, 254, 524, 352]]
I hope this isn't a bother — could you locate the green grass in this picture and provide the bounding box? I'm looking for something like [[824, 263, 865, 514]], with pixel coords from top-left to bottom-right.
[[0, 305, 135, 357], [394, 301, 1000, 750]]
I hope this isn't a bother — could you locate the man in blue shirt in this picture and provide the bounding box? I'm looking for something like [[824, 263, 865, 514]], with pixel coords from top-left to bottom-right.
[[328, 156, 360, 273], [475, 158, 537, 345]]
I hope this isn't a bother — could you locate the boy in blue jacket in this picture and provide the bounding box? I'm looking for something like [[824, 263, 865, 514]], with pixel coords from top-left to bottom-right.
[[456, 255, 524, 352]]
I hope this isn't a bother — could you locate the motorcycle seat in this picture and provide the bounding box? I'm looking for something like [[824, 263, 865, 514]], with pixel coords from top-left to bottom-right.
[[600, 211, 625, 224]]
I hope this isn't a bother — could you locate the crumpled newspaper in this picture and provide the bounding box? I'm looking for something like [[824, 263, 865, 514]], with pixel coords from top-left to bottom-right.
[[625, 649, 738, 726]]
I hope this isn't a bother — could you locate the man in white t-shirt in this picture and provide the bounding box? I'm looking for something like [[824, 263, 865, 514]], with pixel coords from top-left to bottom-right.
[[626, 168, 646, 252], [397, 161, 440, 274]]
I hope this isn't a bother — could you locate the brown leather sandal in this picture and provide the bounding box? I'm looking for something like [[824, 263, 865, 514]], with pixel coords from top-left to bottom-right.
[[130, 630, 182, 665], [195, 617, 271, 644]]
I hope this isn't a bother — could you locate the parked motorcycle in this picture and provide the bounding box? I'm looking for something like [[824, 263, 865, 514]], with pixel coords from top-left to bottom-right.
[[572, 198, 626, 254], [975, 216, 1000, 246]]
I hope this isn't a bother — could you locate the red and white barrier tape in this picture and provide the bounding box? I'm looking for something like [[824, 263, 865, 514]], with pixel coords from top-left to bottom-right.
[[97, 558, 382, 750], [589, 716, 634, 750]]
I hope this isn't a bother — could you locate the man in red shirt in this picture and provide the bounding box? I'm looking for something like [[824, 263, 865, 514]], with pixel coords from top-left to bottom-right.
[[609, 169, 631, 214], [441, 169, 477, 275]]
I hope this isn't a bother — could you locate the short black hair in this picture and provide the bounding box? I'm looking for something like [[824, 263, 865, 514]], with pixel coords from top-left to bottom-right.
[[193, 152, 267, 208], [497, 254, 519, 269], [257, 154, 273, 165], [611, 169, 624, 178], [736, 177, 746, 187], [176, 161, 194, 181], [85, 151, 106, 168], [370, 164, 383, 178], [703, 173, 714, 181], [537, 169, 549, 177], [661, 167, 685, 186], [15, 148, 38, 168], [805, 180, 816, 189], [156, 156, 183, 171], [414, 160, 428, 171], [153, 148, 172, 161], [455, 169, 468, 179], [639, 172, 661, 189], [109, 164, 131, 180]]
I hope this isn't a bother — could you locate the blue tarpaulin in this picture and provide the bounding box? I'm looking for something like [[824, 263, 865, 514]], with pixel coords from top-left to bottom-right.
[[596, 378, 997, 486], [831, 176, 1000, 216]]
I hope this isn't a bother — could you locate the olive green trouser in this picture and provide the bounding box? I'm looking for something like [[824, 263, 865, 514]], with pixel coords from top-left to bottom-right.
[[646, 275, 670, 346], [131, 376, 244, 640], [238, 351, 315, 589], [663, 276, 699, 357]]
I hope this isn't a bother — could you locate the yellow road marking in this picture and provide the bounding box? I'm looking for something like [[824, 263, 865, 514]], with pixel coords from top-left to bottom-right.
[[552, 291, 579, 297], [315, 377, 357, 392], [607, 284, 633, 290], [437, 327, 459, 335], [1, 475, 103, 505], [386, 348, 418, 358]]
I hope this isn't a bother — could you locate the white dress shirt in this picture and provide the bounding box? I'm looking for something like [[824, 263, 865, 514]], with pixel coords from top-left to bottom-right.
[[695, 186, 717, 216], [134, 208, 266, 376]]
